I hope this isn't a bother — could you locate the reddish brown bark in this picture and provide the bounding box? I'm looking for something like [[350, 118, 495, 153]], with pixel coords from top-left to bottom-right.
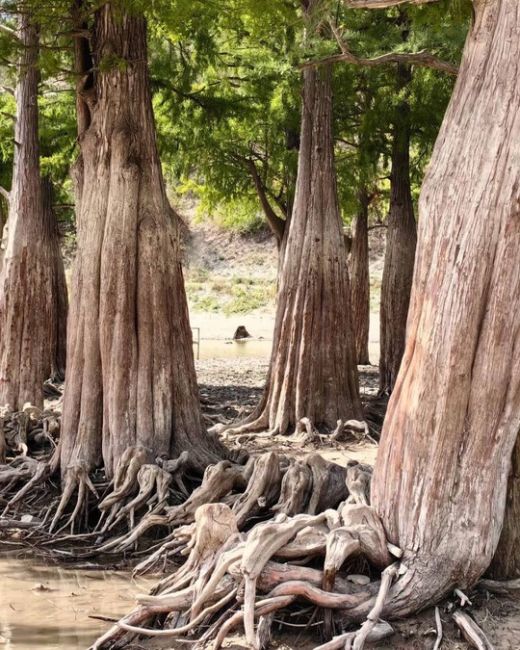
[[41, 178, 68, 380], [231, 61, 361, 436], [349, 189, 371, 365], [60, 4, 222, 478], [378, 64, 417, 395], [0, 14, 66, 409], [370, 0, 520, 616]]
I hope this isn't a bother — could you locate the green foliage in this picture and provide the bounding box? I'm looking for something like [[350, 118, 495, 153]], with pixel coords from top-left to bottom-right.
[[0, 0, 470, 234]]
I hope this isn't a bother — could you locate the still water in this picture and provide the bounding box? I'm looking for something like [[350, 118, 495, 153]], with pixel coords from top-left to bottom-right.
[[190, 311, 381, 362], [0, 556, 154, 649]]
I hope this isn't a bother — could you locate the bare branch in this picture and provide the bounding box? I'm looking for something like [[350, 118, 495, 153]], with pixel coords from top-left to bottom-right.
[[303, 48, 458, 75], [302, 19, 458, 76], [245, 158, 286, 243], [0, 186, 10, 203]]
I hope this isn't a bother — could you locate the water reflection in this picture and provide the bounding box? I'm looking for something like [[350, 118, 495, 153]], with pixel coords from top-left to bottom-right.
[[0, 556, 154, 649]]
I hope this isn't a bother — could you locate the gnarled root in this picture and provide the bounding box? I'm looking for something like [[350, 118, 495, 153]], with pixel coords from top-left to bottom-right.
[[89, 454, 436, 650], [2, 460, 50, 515], [232, 451, 283, 527], [345, 461, 372, 506], [272, 459, 313, 516], [49, 462, 98, 533], [97, 446, 154, 531], [305, 454, 348, 514]]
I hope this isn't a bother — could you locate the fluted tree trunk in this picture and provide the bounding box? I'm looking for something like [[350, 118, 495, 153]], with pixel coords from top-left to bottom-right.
[[378, 64, 417, 395], [349, 189, 371, 365], [42, 178, 68, 381], [367, 0, 520, 617], [0, 12, 66, 409], [230, 59, 361, 436], [59, 3, 222, 480]]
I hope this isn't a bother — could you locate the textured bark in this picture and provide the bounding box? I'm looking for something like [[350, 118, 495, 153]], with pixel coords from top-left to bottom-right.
[[378, 64, 417, 394], [41, 178, 68, 380], [371, 0, 520, 617], [349, 189, 371, 365], [247, 159, 286, 245], [60, 4, 221, 477], [0, 14, 65, 409], [238, 62, 361, 435], [488, 435, 520, 579], [0, 194, 7, 266]]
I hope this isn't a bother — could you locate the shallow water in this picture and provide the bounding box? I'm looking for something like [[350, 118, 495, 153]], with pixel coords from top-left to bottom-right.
[[0, 556, 154, 649], [190, 311, 381, 362]]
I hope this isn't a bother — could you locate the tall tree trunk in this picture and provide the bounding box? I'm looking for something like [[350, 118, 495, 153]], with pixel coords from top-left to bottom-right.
[[59, 4, 221, 479], [370, 0, 520, 617], [349, 189, 371, 365], [42, 178, 68, 381], [231, 63, 361, 436], [0, 13, 62, 409], [378, 64, 417, 395]]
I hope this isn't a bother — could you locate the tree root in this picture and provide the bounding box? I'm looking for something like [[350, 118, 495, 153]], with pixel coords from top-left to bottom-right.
[[49, 462, 98, 533], [452, 609, 494, 650], [479, 577, 520, 594], [272, 459, 313, 516], [347, 562, 399, 650], [313, 621, 394, 650], [305, 454, 348, 514], [232, 451, 283, 527], [2, 460, 50, 515]]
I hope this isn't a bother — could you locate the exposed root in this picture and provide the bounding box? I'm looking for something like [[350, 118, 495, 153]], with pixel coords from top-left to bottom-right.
[[348, 562, 399, 650], [314, 621, 394, 650], [97, 446, 154, 531], [272, 459, 313, 516], [212, 595, 296, 650], [433, 606, 443, 650], [49, 462, 98, 533], [305, 454, 348, 514], [479, 577, 520, 594], [345, 461, 372, 505], [452, 609, 494, 650], [232, 451, 282, 527], [332, 419, 373, 444], [2, 460, 50, 515], [294, 417, 321, 445], [221, 413, 270, 439]]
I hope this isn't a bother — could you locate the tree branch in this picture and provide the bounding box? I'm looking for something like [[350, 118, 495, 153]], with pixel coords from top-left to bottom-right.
[[303, 48, 458, 75], [345, 0, 439, 8], [0, 186, 10, 202], [303, 19, 458, 76], [0, 23, 21, 43], [245, 159, 286, 243]]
